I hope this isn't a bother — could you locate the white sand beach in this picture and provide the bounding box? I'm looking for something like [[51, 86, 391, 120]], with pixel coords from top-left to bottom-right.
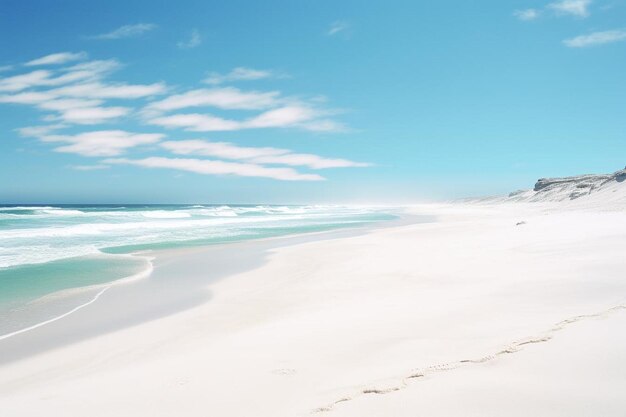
[[2, 4, 624, 415], [1, 192, 625, 416]]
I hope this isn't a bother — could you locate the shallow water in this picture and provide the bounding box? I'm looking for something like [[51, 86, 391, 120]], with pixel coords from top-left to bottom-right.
[[0, 204, 395, 335]]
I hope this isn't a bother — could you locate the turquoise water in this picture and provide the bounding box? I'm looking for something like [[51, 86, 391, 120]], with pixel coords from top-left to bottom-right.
[[0, 255, 149, 312], [0, 204, 395, 325]]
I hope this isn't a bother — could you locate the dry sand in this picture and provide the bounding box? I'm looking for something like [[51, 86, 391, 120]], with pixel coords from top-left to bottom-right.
[[0, 202, 625, 416]]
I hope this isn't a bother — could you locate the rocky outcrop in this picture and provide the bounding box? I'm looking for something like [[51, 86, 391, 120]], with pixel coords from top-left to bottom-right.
[[531, 167, 626, 200], [470, 166, 626, 205]]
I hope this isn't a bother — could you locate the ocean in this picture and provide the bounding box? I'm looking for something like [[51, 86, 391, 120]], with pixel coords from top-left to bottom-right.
[[0, 204, 395, 337]]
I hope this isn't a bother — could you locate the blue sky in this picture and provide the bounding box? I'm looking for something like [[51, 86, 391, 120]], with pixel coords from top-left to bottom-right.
[[0, 0, 624, 203]]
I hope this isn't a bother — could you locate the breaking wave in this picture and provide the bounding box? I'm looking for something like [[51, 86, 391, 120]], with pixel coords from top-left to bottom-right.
[[0, 204, 395, 268]]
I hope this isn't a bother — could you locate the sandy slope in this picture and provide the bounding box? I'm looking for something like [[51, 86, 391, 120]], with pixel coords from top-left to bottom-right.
[[477, 166, 626, 207], [0, 196, 625, 416]]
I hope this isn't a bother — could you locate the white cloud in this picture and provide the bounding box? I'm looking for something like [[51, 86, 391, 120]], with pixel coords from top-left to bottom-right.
[[300, 119, 347, 132], [145, 87, 344, 132], [44, 70, 103, 86], [514, 9, 540, 20], [64, 59, 122, 76], [161, 139, 370, 169], [147, 87, 279, 112], [104, 156, 325, 181], [0, 60, 122, 93], [39, 130, 163, 156], [91, 23, 157, 40], [563, 29, 626, 47], [0, 91, 128, 124], [548, 0, 592, 17], [252, 153, 369, 169], [245, 106, 316, 128], [36, 98, 103, 111], [54, 59, 122, 86], [149, 113, 240, 131], [327, 20, 350, 36], [2, 54, 354, 179], [2, 55, 342, 134], [148, 105, 329, 132], [70, 164, 110, 171], [55, 106, 131, 124], [161, 139, 286, 159], [51, 81, 167, 99], [0, 91, 57, 104], [0, 60, 120, 98], [0, 57, 168, 126], [0, 70, 52, 92], [25, 52, 87, 66], [204, 67, 275, 85], [177, 29, 202, 49], [0, 65, 13, 72], [16, 124, 66, 137]]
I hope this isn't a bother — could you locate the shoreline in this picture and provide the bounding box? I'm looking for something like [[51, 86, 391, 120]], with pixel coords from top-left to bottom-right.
[[0, 252, 154, 338], [0, 210, 422, 365], [0, 257, 155, 342]]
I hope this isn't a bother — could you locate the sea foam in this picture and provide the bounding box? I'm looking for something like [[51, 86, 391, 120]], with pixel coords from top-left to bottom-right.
[[0, 204, 394, 269]]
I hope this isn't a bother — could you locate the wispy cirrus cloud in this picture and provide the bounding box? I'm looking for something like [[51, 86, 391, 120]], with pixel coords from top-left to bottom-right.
[[0, 92, 80, 107], [32, 98, 128, 125], [513, 1, 621, 49], [148, 105, 341, 132], [90, 23, 157, 40], [146, 87, 279, 112], [564, 29, 626, 47], [53, 106, 132, 125], [105, 156, 325, 181], [15, 124, 66, 137], [1, 52, 363, 181], [149, 113, 240, 131], [204, 67, 278, 85], [0, 69, 103, 92], [327, 20, 350, 36], [2, 93, 131, 125], [0, 56, 167, 124], [145, 84, 344, 132], [247, 106, 315, 128], [36, 98, 103, 111], [51, 81, 167, 99], [0, 70, 54, 92], [548, 0, 592, 17], [161, 139, 370, 169], [34, 130, 163, 156], [0, 59, 121, 93], [69, 164, 110, 171], [514, 9, 540, 21], [25, 52, 88, 66], [161, 139, 286, 159], [515, 0, 593, 22], [177, 29, 202, 49], [64, 59, 121, 76]]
